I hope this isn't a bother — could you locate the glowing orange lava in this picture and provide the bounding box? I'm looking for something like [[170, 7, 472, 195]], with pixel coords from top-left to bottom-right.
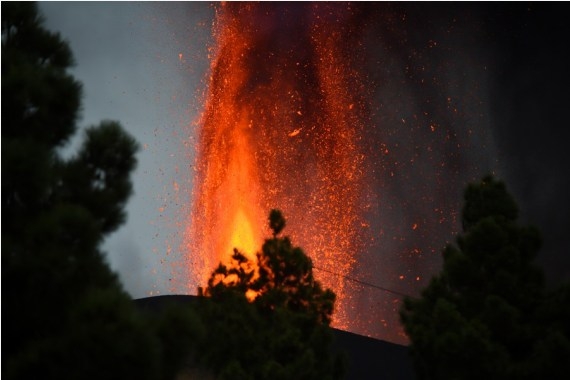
[[187, 3, 370, 331]]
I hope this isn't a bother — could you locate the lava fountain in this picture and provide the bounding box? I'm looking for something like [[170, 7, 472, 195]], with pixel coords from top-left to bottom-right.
[[187, 2, 371, 330]]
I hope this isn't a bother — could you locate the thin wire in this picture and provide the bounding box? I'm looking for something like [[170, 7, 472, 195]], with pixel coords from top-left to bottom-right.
[[313, 265, 413, 298]]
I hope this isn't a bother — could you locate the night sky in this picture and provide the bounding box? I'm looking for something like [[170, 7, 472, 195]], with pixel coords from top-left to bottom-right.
[[481, 3, 570, 284], [38, 2, 569, 330]]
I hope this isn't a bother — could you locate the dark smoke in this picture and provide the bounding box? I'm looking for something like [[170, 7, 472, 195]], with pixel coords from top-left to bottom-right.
[[484, 3, 570, 285], [342, 3, 570, 343]]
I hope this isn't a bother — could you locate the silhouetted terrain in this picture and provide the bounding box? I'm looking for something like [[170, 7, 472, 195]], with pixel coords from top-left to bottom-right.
[[134, 295, 415, 380]]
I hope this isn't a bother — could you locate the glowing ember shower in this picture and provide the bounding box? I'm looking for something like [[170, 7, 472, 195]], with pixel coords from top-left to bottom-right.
[[187, 3, 371, 330]]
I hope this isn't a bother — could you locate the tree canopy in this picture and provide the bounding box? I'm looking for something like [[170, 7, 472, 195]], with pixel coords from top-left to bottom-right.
[[400, 175, 570, 379], [2, 3, 202, 379], [196, 209, 344, 380]]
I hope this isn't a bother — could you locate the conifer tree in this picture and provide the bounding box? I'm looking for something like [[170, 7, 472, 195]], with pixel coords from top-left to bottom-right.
[[197, 210, 344, 380], [2, 3, 169, 379], [400, 175, 570, 379]]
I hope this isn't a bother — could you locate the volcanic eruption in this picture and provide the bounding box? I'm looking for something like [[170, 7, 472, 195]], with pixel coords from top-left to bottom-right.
[[186, 2, 371, 331], [179, 3, 499, 344]]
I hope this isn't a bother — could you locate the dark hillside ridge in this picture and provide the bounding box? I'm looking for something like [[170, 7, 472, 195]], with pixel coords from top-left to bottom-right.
[[134, 295, 415, 380]]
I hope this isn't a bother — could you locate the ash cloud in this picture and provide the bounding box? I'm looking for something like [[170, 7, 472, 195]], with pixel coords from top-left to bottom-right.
[[484, 3, 570, 284], [341, 3, 570, 342]]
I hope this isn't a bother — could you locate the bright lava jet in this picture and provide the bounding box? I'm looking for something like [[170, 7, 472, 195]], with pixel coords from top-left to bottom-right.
[[186, 2, 371, 333]]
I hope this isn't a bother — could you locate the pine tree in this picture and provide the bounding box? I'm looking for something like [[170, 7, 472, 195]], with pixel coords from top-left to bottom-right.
[[197, 210, 344, 380], [2, 3, 165, 379], [400, 175, 570, 379]]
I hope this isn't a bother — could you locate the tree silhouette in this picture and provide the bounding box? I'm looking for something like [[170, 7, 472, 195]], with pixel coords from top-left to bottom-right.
[[400, 175, 570, 379], [2, 3, 194, 379], [197, 209, 344, 380]]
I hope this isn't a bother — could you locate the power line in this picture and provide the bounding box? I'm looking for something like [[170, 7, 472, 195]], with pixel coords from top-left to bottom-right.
[[312, 266, 413, 298]]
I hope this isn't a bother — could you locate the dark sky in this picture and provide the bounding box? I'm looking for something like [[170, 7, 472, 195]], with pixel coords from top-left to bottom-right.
[[350, 2, 570, 289], [482, 3, 570, 284], [334, 2, 570, 342], [38, 2, 569, 341], [455, 2, 570, 284]]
